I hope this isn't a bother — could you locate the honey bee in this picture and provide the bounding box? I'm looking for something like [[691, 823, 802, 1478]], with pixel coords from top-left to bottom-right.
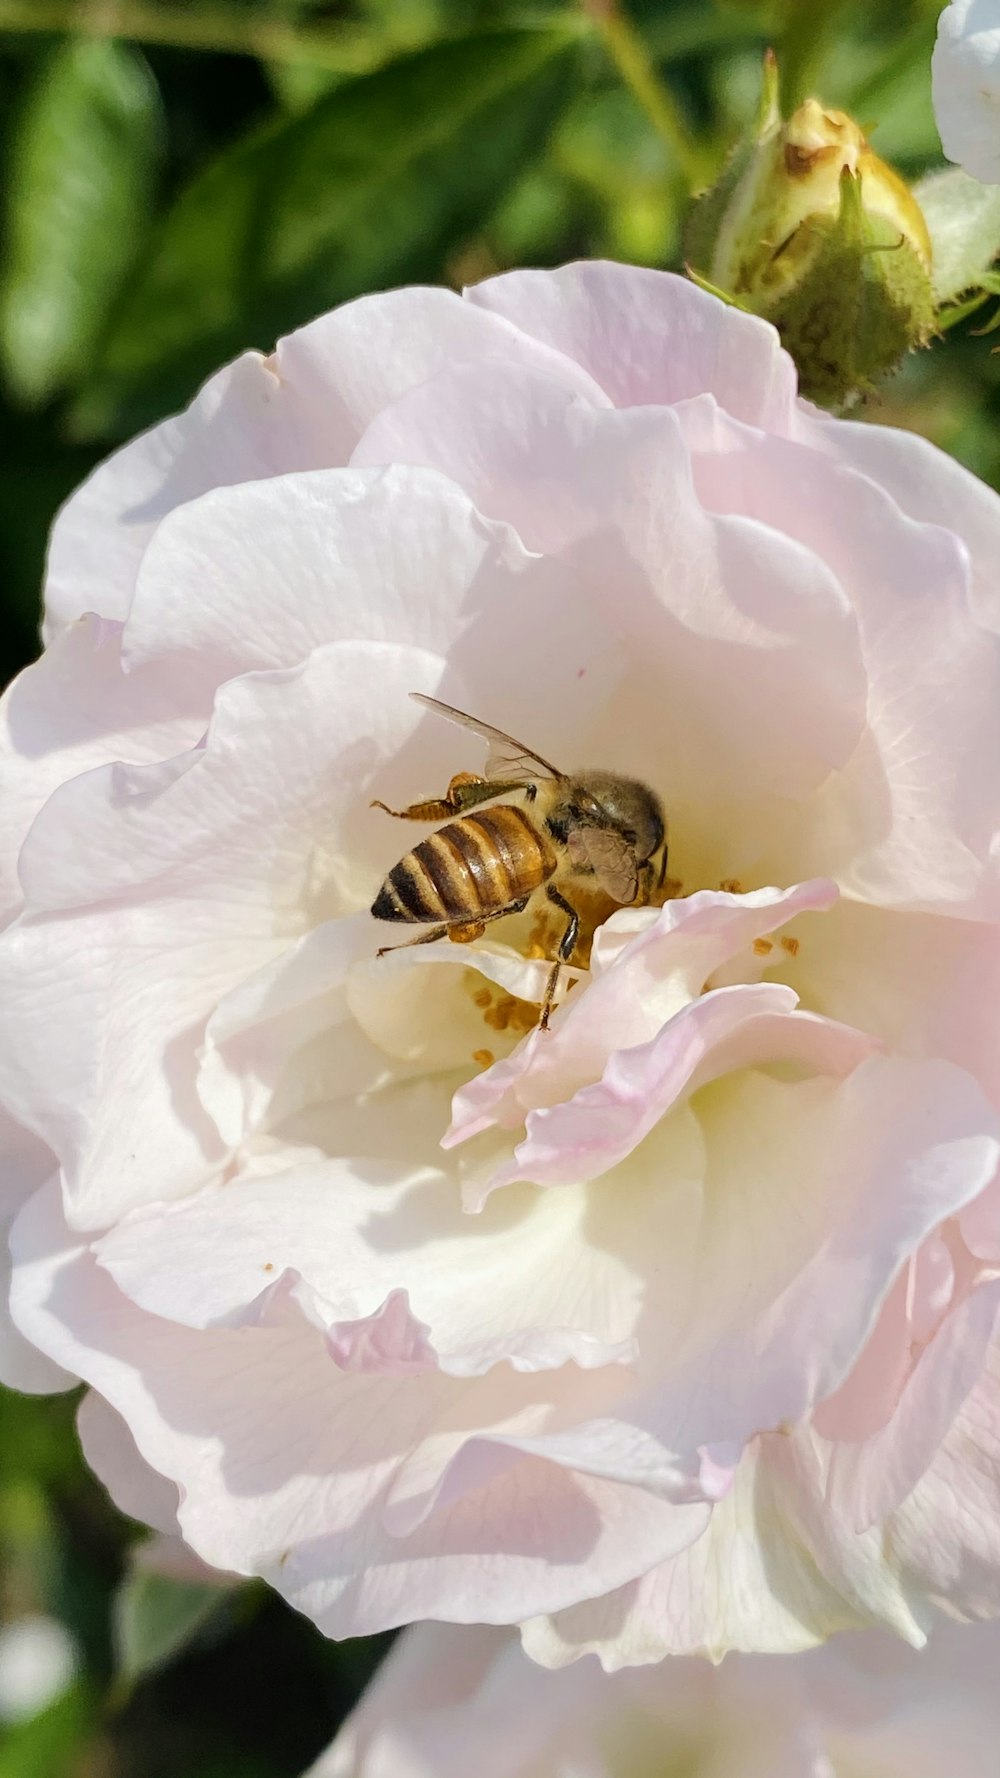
[[371, 694, 668, 1028]]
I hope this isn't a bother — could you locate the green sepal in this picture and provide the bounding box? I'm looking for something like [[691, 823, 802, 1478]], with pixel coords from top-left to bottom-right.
[[760, 168, 934, 407], [684, 49, 780, 278], [683, 264, 755, 314]]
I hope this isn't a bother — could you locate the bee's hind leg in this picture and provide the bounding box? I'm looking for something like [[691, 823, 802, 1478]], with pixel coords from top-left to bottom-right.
[[539, 886, 580, 1031], [375, 896, 529, 959], [376, 923, 453, 957]]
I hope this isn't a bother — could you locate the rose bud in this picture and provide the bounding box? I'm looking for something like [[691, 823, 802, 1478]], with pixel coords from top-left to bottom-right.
[[687, 57, 935, 406]]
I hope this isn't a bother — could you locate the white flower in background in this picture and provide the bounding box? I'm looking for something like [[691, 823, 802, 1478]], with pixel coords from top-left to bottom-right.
[[310, 1618, 1000, 1778], [933, 0, 1000, 183], [2, 264, 1000, 1660], [0, 1616, 78, 1723]]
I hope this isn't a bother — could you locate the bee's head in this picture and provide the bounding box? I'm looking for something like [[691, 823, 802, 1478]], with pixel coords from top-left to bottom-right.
[[567, 773, 665, 862]]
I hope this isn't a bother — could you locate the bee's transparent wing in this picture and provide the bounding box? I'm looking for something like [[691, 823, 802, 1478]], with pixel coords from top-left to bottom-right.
[[570, 826, 639, 904], [410, 692, 564, 782]]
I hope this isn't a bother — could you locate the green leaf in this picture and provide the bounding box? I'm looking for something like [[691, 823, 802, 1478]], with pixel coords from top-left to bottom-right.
[[0, 38, 161, 407], [113, 1567, 229, 1688], [914, 166, 1000, 304], [77, 27, 576, 436]]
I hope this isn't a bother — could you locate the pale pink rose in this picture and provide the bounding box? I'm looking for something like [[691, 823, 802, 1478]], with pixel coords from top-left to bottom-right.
[[3, 264, 1000, 1655], [309, 1617, 1000, 1778]]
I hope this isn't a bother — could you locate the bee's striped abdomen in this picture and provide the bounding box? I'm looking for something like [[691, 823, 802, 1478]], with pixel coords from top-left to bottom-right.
[[372, 804, 556, 925]]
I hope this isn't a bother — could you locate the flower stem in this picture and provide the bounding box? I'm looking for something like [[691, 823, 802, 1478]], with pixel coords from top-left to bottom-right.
[[583, 0, 702, 193], [778, 0, 852, 110], [0, 0, 383, 74]]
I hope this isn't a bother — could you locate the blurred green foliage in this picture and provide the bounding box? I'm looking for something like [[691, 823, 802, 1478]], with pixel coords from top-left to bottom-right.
[[1, 0, 999, 1770]]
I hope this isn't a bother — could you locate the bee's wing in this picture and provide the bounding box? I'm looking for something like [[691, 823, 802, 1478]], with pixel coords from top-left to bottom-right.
[[572, 826, 639, 904], [410, 692, 564, 783]]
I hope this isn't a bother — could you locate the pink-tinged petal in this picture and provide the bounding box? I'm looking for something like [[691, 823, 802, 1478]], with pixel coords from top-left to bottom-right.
[[45, 286, 593, 638], [122, 466, 526, 694], [811, 1269, 915, 1445], [0, 641, 447, 1226], [323, 1618, 890, 1778], [883, 1317, 1000, 1622], [790, 898, 1000, 1114], [270, 284, 607, 454], [697, 1443, 740, 1501], [326, 1291, 438, 1376], [76, 1390, 180, 1535], [762, 1391, 1000, 1648], [381, 1404, 709, 1541], [907, 1234, 957, 1341], [800, 407, 1000, 634], [466, 263, 797, 431], [526, 1416, 1000, 1667], [823, 1280, 1000, 1532], [813, 1229, 962, 1452], [318, 1617, 1000, 1777], [198, 915, 375, 1148], [307, 1628, 516, 1778], [0, 1277, 69, 1395], [446, 882, 839, 1150], [483, 990, 873, 1200], [507, 1057, 999, 1485], [309, 1625, 614, 1778], [94, 1151, 642, 1380], [679, 1358, 1000, 1652], [45, 355, 297, 637], [0, 1111, 69, 1394], [0, 1262, 69, 1395], [328, 1286, 632, 1383], [353, 362, 618, 552], [0, 616, 204, 921], [118, 462, 625, 785], [11, 1185, 708, 1636], [959, 1166, 1000, 1259], [694, 428, 1000, 915], [522, 1434, 924, 1667], [812, 1619, 1000, 1778]]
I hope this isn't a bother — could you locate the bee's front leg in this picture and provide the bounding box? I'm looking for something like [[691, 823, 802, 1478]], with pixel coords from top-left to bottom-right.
[[372, 775, 534, 822], [539, 886, 580, 1030], [636, 840, 671, 905]]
